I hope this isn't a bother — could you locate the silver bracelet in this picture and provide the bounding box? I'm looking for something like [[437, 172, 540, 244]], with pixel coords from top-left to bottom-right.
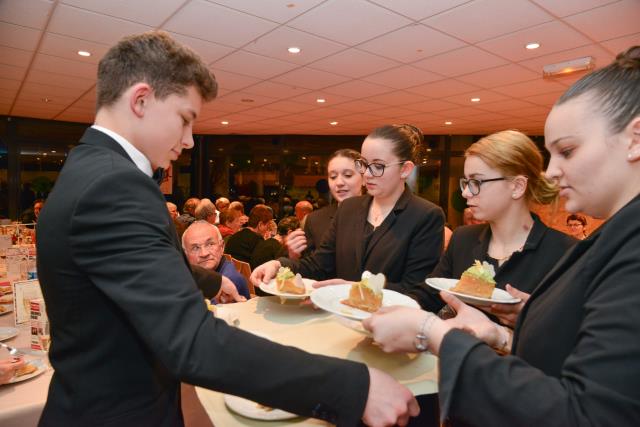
[[414, 313, 437, 352]]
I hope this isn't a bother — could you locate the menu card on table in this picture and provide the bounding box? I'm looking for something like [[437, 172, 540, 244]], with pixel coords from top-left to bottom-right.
[[13, 279, 43, 325]]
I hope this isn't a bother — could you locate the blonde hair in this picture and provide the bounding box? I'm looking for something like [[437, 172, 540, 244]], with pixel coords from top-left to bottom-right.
[[465, 130, 558, 205]]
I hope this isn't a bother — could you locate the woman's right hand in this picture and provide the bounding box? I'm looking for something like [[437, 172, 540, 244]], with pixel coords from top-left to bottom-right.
[[285, 229, 307, 260], [0, 357, 25, 384], [250, 260, 282, 286], [486, 285, 530, 328]]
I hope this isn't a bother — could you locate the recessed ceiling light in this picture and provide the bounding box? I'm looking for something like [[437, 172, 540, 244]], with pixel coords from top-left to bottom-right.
[[471, 97, 480, 103], [77, 50, 91, 57], [525, 42, 540, 50], [301, 156, 307, 160], [316, 98, 326, 103], [221, 121, 229, 125], [42, 97, 52, 103], [240, 98, 254, 103], [217, 148, 224, 152], [329, 121, 338, 126], [444, 121, 452, 125], [287, 46, 301, 54], [51, 150, 56, 153]]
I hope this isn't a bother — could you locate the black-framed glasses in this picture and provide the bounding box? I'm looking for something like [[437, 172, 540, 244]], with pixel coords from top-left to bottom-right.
[[459, 177, 507, 195], [355, 158, 407, 177]]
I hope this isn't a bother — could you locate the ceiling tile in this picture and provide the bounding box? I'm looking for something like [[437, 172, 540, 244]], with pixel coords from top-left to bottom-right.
[[331, 99, 385, 112], [209, 69, 260, 91], [287, 0, 411, 45], [163, 0, 276, 48], [504, 105, 552, 117], [20, 81, 88, 98], [413, 46, 508, 76], [310, 49, 400, 78], [0, 46, 33, 68], [0, 0, 54, 30], [492, 78, 567, 97], [216, 91, 279, 107], [530, 0, 620, 18], [475, 98, 537, 113], [363, 65, 442, 89], [288, 91, 353, 106], [364, 90, 426, 107], [407, 79, 480, 98], [31, 53, 98, 80], [48, 4, 152, 45], [0, 78, 22, 91], [367, 0, 472, 21], [563, 0, 640, 42], [0, 22, 42, 51], [60, 0, 185, 27], [478, 21, 591, 62], [0, 63, 27, 81], [599, 32, 640, 54], [219, 107, 285, 120], [212, 51, 298, 79], [243, 26, 346, 65], [423, 0, 553, 43], [207, 0, 326, 24], [404, 99, 460, 113], [168, 32, 235, 64], [523, 90, 566, 106], [25, 69, 95, 90], [242, 81, 311, 100], [38, 32, 109, 64], [518, 44, 614, 73], [323, 80, 393, 98], [457, 64, 540, 88], [358, 24, 465, 64], [272, 67, 352, 90], [264, 100, 316, 113]]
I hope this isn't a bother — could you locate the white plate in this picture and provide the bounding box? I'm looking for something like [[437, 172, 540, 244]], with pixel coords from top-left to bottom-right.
[[0, 295, 13, 304], [224, 394, 298, 421], [425, 277, 521, 306], [8, 358, 46, 384], [0, 326, 18, 341], [259, 277, 315, 299], [310, 284, 420, 321], [0, 304, 13, 316]]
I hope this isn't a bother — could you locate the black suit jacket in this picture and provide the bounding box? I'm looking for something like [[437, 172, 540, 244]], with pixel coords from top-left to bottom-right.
[[303, 203, 338, 255], [282, 187, 444, 293], [412, 214, 577, 312], [437, 195, 640, 426], [36, 128, 369, 427]]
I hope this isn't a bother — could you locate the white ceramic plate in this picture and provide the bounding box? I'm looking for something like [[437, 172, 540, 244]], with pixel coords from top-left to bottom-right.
[[224, 394, 298, 421], [0, 304, 13, 316], [259, 277, 315, 299], [425, 277, 521, 306], [8, 358, 46, 384], [310, 284, 420, 321], [0, 326, 18, 341], [0, 295, 13, 304]]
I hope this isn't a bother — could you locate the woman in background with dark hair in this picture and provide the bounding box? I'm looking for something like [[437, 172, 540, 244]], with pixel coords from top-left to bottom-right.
[[287, 148, 363, 258], [364, 46, 640, 426], [252, 124, 445, 296]]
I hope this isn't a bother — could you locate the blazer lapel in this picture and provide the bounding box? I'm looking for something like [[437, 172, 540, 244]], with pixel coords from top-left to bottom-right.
[[353, 196, 371, 271]]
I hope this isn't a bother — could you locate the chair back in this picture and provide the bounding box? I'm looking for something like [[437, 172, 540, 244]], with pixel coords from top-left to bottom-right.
[[231, 257, 254, 296]]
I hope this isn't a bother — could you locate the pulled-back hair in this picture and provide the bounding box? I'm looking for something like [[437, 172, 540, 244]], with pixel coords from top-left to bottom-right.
[[466, 130, 558, 205], [367, 124, 424, 163], [97, 31, 217, 110], [328, 148, 360, 165], [556, 46, 640, 134]]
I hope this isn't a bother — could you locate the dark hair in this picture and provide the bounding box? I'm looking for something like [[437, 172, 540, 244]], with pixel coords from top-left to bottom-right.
[[566, 214, 587, 226], [277, 216, 300, 236], [556, 46, 640, 133], [220, 208, 241, 226], [247, 204, 273, 228], [183, 197, 200, 216], [367, 124, 424, 163], [97, 31, 218, 110]]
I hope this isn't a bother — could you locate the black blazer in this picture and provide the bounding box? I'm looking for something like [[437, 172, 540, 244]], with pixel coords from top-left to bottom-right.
[[36, 128, 369, 427], [282, 186, 444, 294], [412, 213, 576, 312], [303, 203, 338, 255], [437, 195, 640, 426]]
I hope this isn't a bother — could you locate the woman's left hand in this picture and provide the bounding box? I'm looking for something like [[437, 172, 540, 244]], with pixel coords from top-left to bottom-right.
[[440, 291, 504, 348], [363, 306, 430, 353]]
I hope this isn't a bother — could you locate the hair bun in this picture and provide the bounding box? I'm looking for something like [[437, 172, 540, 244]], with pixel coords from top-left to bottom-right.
[[615, 45, 640, 69], [397, 124, 424, 146]]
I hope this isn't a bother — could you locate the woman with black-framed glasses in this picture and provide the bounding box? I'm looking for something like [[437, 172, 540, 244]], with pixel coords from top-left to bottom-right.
[[410, 130, 577, 327], [251, 124, 445, 297]]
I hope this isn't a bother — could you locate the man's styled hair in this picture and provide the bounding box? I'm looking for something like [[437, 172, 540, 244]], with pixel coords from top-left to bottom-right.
[[194, 198, 216, 221], [247, 204, 273, 228], [96, 31, 218, 110]]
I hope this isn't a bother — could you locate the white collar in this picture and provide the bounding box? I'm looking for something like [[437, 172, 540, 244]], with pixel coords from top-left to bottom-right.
[[91, 125, 153, 177]]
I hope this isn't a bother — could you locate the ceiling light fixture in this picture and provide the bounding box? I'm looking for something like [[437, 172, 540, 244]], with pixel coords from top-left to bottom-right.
[[470, 97, 480, 102], [288, 46, 301, 54], [77, 50, 91, 57], [525, 42, 540, 50], [221, 121, 229, 125], [316, 98, 326, 103], [543, 56, 595, 78], [444, 121, 452, 125], [329, 121, 338, 126]]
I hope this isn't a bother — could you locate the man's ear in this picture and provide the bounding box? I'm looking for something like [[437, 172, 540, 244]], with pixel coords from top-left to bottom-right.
[[129, 83, 153, 118], [626, 115, 640, 162]]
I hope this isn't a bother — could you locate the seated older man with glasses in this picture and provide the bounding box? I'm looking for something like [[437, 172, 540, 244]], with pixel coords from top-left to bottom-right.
[[183, 220, 251, 301]]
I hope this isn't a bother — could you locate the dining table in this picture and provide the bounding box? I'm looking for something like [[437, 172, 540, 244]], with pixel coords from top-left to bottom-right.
[[195, 296, 439, 426]]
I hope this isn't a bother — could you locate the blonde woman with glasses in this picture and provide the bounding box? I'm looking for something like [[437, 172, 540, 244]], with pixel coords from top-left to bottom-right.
[[251, 124, 445, 296]]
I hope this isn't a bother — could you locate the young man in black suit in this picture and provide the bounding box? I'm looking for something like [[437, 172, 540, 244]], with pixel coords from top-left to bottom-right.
[[36, 31, 417, 427]]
